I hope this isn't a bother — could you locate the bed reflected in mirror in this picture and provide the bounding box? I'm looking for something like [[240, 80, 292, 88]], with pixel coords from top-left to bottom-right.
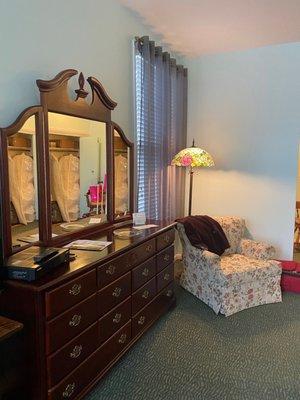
[[48, 113, 107, 236], [8, 115, 40, 247], [114, 129, 130, 218]]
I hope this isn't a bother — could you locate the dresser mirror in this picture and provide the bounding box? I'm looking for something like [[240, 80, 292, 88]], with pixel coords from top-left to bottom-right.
[[48, 113, 107, 235], [0, 107, 44, 255], [0, 69, 134, 256]]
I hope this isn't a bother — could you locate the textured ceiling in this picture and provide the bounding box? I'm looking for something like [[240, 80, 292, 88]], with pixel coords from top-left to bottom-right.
[[120, 0, 300, 56]]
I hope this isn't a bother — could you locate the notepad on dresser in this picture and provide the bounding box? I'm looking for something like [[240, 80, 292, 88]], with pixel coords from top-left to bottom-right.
[[133, 224, 158, 230], [63, 240, 112, 251]]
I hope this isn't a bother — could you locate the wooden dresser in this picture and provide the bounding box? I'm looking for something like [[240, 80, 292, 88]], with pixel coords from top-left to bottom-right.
[[0, 223, 176, 399], [0, 316, 24, 399]]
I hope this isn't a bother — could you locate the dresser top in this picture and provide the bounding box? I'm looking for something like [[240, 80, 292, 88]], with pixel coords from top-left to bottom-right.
[[4, 221, 176, 291]]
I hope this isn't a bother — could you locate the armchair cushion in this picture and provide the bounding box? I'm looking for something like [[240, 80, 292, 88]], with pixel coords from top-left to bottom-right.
[[238, 238, 276, 260], [220, 254, 281, 285], [213, 216, 246, 255]]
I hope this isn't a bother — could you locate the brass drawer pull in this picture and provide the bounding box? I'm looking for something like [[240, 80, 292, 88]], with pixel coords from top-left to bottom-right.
[[166, 290, 173, 298], [113, 313, 122, 324], [70, 345, 82, 359], [163, 235, 170, 243], [127, 253, 138, 267], [106, 265, 116, 275], [142, 290, 150, 299], [146, 244, 153, 252], [112, 287, 122, 298], [163, 254, 170, 262], [164, 273, 170, 281], [69, 314, 81, 327], [62, 382, 76, 398], [118, 333, 127, 344], [69, 283, 81, 296], [138, 315, 146, 325], [142, 268, 149, 277]]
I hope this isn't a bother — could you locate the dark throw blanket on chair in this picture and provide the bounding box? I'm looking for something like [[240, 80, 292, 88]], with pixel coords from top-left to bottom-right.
[[176, 215, 230, 256]]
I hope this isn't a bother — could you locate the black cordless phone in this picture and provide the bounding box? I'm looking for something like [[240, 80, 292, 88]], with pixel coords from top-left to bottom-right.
[[33, 248, 59, 264]]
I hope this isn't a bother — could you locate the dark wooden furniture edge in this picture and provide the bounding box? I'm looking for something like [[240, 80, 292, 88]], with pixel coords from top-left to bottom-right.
[[87, 76, 117, 110], [0, 315, 23, 342], [36, 69, 78, 92]]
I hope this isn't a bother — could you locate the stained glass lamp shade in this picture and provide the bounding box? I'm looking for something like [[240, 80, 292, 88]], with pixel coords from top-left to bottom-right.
[[171, 140, 214, 215]]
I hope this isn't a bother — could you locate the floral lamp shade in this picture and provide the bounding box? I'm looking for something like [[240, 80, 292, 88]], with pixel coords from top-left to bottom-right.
[[171, 141, 214, 216], [171, 146, 214, 168]]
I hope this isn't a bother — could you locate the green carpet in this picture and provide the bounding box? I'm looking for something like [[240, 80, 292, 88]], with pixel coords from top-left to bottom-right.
[[86, 286, 300, 400]]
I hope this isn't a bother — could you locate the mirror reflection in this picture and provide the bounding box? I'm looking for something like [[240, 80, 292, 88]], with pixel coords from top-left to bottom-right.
[[114, 129, 130, 217], [48, 113, 107, 235], [8, 116, 40, 247]]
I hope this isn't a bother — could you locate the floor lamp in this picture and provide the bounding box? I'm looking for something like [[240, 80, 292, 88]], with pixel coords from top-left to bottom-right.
[[172, 140, 214, 216]]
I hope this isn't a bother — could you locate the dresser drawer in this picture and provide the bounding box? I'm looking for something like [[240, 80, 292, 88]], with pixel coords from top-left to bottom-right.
[[156, 245, 174, 273], [132, 282, 175, 338], [132, 277, 156, 315], [47, 322, 98, 388], [157, 263, 174, 292], [98, 251, 137, 289], [132, 256, 156, 291], [156, 228, 175, 251], [46, 294, 98, 355], [45, 270, 97, 319], [132, 300, 157, 337], [99, 297, 131, 344], [98, 272, 131, 317], [48, 321, 132, 400], [159, 282, 175, 304], [97, 320, 132, 369], [134, 238, 156, 263]]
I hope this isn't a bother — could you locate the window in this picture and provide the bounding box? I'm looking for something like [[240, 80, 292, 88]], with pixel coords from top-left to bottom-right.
[[134, 36, 187, 221]]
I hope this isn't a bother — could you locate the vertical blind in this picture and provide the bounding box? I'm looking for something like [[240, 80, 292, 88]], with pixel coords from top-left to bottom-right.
[[134, 36, 188, 221]]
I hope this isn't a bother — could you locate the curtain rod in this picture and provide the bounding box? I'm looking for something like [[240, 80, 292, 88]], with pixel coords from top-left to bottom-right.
[[135, 36, 187, 74]]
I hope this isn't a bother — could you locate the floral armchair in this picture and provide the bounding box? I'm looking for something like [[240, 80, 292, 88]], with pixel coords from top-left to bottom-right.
[[177, 216, 282, 316]]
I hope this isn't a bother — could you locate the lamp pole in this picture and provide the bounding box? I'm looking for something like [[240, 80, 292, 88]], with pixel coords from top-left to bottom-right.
[[188, 139, 195, 216], [188, 166, 193, 216]]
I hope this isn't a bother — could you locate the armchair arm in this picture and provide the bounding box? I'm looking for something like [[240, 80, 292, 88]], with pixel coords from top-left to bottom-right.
[[202, 249, 221, 266], [177, 222, 222, 277], [185, 246, 222, 276], [238, 238, 276, 260]]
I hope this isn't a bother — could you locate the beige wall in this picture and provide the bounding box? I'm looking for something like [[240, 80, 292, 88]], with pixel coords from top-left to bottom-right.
[[185, 43, 300, 259], [297, 146, 300, 202]]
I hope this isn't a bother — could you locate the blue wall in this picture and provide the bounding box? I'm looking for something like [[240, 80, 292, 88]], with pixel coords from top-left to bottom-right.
[[0, 0, 156, 138], [186, 43, 300, 258]]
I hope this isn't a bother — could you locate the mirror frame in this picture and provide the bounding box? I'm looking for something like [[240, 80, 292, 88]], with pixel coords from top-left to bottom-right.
[[0, 106, 45, 255], [112, 122, 134, 222], [0, 69, 135, 256]]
